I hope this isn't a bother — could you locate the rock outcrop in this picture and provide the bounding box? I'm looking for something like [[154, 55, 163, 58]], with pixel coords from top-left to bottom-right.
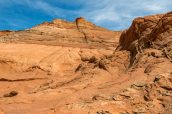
[[117, 11, 172, 68], [118, 12, 172, 59], [0, 17, 121, 50], [118, 14, 163, 51]]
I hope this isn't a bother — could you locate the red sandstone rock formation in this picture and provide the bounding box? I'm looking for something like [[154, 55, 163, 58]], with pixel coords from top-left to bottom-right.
[[0, 17, 120, 50], [0, 12, 171, 114]]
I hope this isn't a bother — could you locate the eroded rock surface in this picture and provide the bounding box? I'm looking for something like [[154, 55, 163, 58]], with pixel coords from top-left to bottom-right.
[[0, 12, 172, 114], [0, 17, 121, 50]]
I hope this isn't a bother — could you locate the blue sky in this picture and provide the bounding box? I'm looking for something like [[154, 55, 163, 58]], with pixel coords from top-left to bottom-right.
[[0, 0, 172, 30]]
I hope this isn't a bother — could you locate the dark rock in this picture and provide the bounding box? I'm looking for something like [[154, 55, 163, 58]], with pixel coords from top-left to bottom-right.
[[154, 75, 162, 82], [144, 94, 152, 101], [89, 56, 97, 63], [97, 110, 112, 114], [98, 60, 108, 70], [75, 64, 83, 72], [3, 91, 18, 97]]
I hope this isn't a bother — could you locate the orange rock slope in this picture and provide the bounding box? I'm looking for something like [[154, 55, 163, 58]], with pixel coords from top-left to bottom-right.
[[0, 17, 121, 50], [0, 12, 172, 114]]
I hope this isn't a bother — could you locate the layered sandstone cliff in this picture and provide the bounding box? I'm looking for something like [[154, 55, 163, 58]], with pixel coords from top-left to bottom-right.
[[0, 17, 121, 50]]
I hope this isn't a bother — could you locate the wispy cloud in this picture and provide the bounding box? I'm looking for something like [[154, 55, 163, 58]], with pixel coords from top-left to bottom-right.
[[0, 0, 172, 30], [77, 0, 172, 29]]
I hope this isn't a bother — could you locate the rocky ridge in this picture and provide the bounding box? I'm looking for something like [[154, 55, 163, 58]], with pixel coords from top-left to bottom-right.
[[0, 17, 121, 50]]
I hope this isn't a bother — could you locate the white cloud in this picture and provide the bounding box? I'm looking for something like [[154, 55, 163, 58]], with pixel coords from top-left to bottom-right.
[[77, 0, 172, 30], [0, 0, 172, 30]]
